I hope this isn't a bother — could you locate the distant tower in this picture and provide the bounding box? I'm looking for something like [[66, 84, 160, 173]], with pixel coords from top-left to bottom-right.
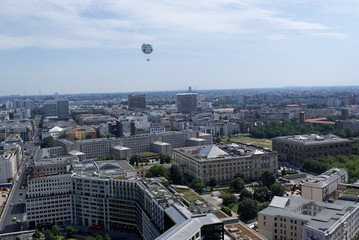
[[176, 93, 198, 114], [188, 86, 192, 92], [128, 94, 146, 110], [299, 112, 306, 124]]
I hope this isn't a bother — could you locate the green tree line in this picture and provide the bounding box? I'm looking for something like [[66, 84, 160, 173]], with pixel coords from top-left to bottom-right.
[[303, 154, 359, 183], [249, 120, 359, 139]]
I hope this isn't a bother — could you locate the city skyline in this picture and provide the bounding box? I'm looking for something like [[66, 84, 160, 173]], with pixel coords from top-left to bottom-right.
[[0, 1, 358, 96]]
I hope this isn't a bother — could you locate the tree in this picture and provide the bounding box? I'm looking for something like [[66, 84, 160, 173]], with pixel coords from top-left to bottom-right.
[[237, 198, 258, 222], [271, 183, 285, 197], [44, 230, 55, 240], [221, 193, 237, 206], [96, 235, 104, 240], [130, 155, 139, 166], [159, 153, 172, 164], [253, 187, 271, 202], [209, 178, 217, 188], [229, 177, 245, 193], [85, 237, 96, 240], [51, 224, 61, 237], [146, 164, 169, 179], [66, 226, 75, 237], [32, 230, 41, 239], [58, 132, 68, 139], [190, 179, 205, 193], [240, 189, 253, 200], [260, 171, 276, 188], [169, 165, 183, 184], [41, 136, 55, 148], [104, 234, 111, 240]]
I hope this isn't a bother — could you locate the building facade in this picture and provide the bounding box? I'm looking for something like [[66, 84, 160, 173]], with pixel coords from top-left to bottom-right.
[[177, 93, 198, 114], [172, 144, 278, 185]]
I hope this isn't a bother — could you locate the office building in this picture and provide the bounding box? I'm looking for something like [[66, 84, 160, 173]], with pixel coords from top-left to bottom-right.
[[55, 130, 207, 159], [26, 156, 75, 228], [128, 94, 146, 110], [301, 168, 348, 202], [272, 134, 352, 165], [258, 195, 359, 240], [0, 149, 19, 183], [172, 143, 278, 185], [56, 99, 70, 119], [25, 158, 224, 240], [177, 93, 198, 114], [42, 99, 70, 119]]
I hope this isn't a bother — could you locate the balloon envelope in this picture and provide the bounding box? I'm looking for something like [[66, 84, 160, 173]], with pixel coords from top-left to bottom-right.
[[141, 43, 153, 54]]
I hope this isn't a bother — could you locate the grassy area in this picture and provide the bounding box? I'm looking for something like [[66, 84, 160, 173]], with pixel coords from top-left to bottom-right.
[[227, 136, 272, 150], [174, 188, 205, 203]]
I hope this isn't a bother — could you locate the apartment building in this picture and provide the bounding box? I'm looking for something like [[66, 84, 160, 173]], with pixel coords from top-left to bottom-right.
[[258, 195, 359, 240], [172, 143, 278, 185], [301, 168, 348, 202], [272, 134, 352, 165], [0, 120, 33, 141], [0, 149, 19, 183]]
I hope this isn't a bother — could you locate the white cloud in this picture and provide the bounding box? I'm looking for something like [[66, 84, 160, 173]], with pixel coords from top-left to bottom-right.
[[0, 0, 350, 50]]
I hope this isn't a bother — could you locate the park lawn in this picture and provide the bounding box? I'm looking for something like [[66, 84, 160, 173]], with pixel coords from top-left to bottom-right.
[[174, 188, 205, 203], [227, 136, 272, 150]]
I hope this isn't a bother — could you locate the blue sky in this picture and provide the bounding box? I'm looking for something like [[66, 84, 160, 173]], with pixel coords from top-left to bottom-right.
[[0, 0, 358, 96]]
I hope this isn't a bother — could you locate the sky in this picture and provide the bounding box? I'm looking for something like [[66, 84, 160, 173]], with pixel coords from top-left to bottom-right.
[[0, 0, 358, 96]]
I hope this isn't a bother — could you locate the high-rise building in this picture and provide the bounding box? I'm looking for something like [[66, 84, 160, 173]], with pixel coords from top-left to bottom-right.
[[299, 112, 305, 124], [176, 93, 198, 114], [57, 99, 70, 119], [42, 99, 69, 119], [128, 94, 146, 110]]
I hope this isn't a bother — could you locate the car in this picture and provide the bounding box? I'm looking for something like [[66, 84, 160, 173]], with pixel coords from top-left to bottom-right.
[[12, 217, 16, 221]]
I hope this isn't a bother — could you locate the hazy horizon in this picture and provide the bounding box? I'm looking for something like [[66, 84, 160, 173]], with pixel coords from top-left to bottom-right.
[[1, 1, 358, 96]]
